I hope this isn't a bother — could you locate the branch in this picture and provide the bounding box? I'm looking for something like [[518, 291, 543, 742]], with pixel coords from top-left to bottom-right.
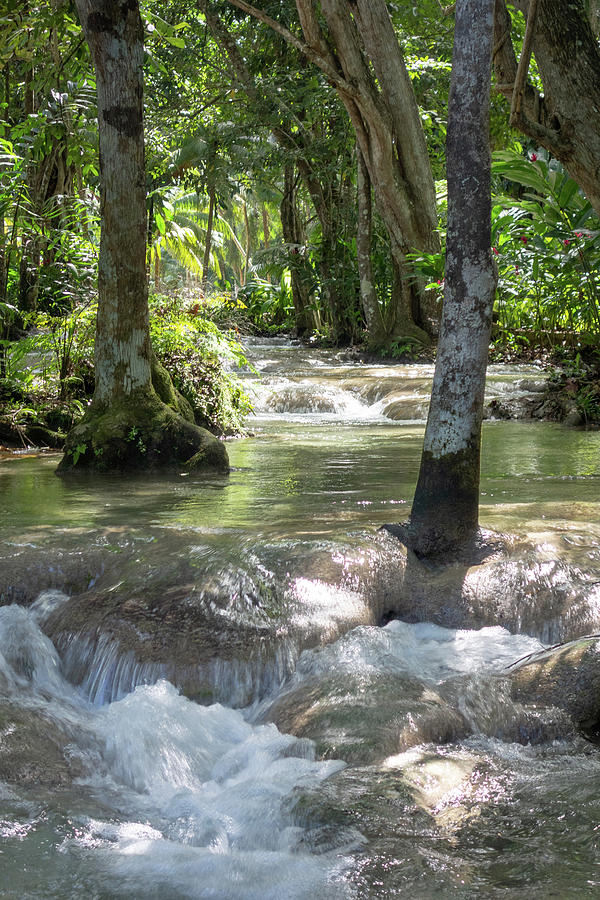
[[222, 0, 357, 97], [510, 0, 538, 124]]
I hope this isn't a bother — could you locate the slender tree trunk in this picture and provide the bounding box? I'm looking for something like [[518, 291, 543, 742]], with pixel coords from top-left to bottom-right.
[[202, 182, 215, 293], [401, 0, 498, 558], [58, 0, 228, 474], [242, 196, 250, 286], [262, 203, 270, 249], [356, 142, 384, 343], [280, 165, 318, 334]]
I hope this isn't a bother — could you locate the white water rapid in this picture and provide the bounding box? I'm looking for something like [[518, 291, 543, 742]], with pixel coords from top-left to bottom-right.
[[2, 339, 600, 897]]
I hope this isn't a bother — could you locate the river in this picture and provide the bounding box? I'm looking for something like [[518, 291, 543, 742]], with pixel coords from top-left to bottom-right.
[[1, 339, 599, 897]]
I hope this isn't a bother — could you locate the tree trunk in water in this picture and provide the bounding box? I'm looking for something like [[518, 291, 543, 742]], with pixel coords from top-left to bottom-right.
[[494, 0, 600, 217], [399, 0, 498, 559], [58, 0, 228, 475]]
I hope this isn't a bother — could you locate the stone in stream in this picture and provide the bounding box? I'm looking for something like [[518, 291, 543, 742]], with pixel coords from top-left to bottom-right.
[[3, 525, 600, 711], [264, 672, 469, 765], [0, 701, 87, 787], [373, 530, 600, 645], [507, 635, 600, 740], [35, 539, 375, 707]]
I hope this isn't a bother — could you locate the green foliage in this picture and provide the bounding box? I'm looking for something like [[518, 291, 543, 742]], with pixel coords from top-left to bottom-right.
[[492, 149, 600, 343], [70, 442, 87, 465], [149, 293, 252, 434], [5, 302, 96, 400], [236, 275, 295, 330], [380, 336, 426, 361]]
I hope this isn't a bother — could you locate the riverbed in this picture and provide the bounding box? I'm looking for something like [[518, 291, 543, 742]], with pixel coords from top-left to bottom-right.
[[1, 340, 599, 897]]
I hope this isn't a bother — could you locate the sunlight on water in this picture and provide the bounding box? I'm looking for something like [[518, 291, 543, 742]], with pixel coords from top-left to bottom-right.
[[2, 339, 600, 897]]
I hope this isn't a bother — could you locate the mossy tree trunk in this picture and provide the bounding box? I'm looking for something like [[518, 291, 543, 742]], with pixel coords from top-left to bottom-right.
[[58, 0, 228, 475], [398, 0, 497, 558]]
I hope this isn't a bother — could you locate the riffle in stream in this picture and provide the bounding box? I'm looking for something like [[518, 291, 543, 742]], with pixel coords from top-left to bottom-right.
[[1, 339, 600, 897]]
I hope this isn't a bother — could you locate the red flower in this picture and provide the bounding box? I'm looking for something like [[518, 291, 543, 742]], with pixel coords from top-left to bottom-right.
[[520, 235, 527, 243], [492, 246, 499, 255], [574, 231, 584, 238], [563, 239, 571, 246], [515, 265, 519, 274], [530, 153, 538, 161]]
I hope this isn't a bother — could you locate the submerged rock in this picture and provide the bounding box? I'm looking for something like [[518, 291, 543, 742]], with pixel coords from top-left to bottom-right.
[[507, 636, 600, 740], [374, 530, 600, 644], [264, 672, 468, 765], [0, 701, 86, 787]]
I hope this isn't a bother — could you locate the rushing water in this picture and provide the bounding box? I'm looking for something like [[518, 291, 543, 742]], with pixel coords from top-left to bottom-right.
[[1, 339, 600, 897]]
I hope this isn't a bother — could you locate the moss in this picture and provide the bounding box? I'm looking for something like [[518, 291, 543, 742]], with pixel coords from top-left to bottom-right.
[[57, 387, 229, 475], [151, 354, 195, 423]]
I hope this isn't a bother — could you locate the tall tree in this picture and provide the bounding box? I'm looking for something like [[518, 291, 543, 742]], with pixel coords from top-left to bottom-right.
[[388, 0, 497, 558], [224, 0, 441, 344], [494, 0, 600, 216], [58, 0, 228, 474]]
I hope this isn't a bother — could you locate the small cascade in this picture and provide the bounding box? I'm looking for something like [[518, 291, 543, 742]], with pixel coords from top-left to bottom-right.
[[0, 601, 356, 898], [3, 337, 600, 896], [257, 380, 376, 419], [55, 629, 302, 707]]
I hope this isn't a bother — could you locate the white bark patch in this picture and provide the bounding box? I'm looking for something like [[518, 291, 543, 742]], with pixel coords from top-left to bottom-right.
[[424, 254, 496, 458], [95, 328, 150, 402]]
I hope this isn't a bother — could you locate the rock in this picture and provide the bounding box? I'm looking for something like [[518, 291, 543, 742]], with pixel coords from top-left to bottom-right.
[[0, 701, 87, 787], [516, 378, 548, 393], [265, 672, 468, 765], [507, 636, 600, 739], [563, 406, 584, 427], [374, 530, 600, 645]]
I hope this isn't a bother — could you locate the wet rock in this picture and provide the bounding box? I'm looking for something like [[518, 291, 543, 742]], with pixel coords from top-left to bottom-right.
[[440, 674, 575, 746], [563, 406, 584, 427], [374, 530, 600, 645], [516, 378, 548, 393], [265, 672, 468, 765], [0, 701, 86, 787], [507, 636, 600, 739], [37, 537, 375, 707]]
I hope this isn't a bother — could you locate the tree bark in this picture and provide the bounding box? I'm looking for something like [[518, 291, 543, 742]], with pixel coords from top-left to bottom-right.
[[202, 181, 215, 293], [225, 0, 441, 343], [400, 0, 498, 558], [280, 165, 318, 334], [58, 0, 228, 474], [356, 142, 384, 342], [494, 0, 600, 216]]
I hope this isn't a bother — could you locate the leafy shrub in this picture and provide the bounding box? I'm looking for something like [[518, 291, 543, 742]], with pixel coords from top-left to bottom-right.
[[149, 293, 252, 434]]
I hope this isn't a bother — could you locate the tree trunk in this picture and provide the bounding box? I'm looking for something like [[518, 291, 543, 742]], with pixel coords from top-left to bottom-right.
[[225, 0, 441, 343], [58, 0, 228, 475], [494, 0, 600, 217], [356, 142, 384, 344], [399, 0, 498, 559], [262, 203, 270, 249], [280, 165, 318, 334], [202, 182, 215, 293]]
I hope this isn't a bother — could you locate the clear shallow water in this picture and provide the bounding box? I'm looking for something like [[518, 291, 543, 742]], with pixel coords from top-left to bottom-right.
[[1, 339, 600, 897]]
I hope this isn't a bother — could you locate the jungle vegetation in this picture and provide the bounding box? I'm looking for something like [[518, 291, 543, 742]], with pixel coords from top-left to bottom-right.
[[1, 1, 599, 465]]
